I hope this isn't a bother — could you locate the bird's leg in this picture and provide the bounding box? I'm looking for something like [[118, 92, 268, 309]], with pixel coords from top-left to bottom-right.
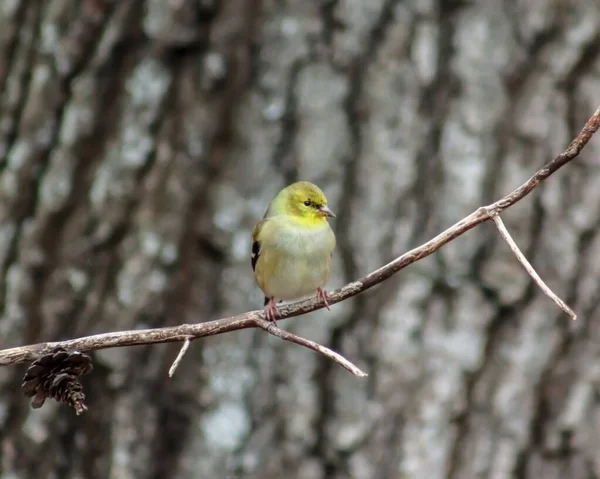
[[316, 287, 331, 311], [264, 298, 279, 323]]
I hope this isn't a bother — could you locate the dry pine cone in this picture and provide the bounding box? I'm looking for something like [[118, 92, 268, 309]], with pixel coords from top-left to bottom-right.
[[21, 348, 93, 415]]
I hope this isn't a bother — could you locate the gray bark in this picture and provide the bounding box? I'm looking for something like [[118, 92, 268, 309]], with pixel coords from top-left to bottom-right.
[[1, 0, 600, 478]]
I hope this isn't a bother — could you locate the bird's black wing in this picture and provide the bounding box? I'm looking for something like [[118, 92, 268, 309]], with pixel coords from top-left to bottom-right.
[[251, 239, 269, 306], [251, 239, 260, 272], [251, 221, 269, 306], [250, 220, 264, 272]]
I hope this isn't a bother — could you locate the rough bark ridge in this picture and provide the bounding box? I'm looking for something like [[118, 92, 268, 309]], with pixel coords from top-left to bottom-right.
[[0, 1, 599, 478]]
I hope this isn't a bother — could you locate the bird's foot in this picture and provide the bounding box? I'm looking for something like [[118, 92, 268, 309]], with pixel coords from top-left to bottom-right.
[[264, 298, 279, 323], [316, 287, 331, 311]]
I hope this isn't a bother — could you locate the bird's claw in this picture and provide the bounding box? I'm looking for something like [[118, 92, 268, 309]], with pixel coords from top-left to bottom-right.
[[264, 299, 279, 323], [317, 288, 331, 311]]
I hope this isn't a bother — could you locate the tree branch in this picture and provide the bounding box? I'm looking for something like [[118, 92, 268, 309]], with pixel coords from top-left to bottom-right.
[[491, 214, 577, 320], [0, 105, 599, 375], [256, 320, 368, 377]]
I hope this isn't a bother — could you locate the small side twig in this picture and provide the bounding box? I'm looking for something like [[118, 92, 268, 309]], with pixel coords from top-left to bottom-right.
[[168, 337, 192, 377], [491, 214, 577, 320], [255, 319, 368, 377]]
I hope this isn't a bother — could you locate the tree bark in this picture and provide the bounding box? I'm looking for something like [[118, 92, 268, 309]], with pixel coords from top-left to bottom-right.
[[1, 0, 599, 478]]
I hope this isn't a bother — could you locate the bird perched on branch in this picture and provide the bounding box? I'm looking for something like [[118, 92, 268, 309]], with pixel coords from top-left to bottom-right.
[[251, 181, 336, 323]]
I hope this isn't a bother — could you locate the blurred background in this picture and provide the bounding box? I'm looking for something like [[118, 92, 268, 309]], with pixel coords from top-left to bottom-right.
[[1, 0, 600, 478]]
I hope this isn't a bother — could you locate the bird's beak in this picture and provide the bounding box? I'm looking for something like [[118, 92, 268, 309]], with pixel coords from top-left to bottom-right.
[[319, 205, 336, 218]]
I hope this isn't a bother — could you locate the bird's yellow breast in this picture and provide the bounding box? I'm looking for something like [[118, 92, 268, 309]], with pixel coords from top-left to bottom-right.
[[254, 216, 335, 301]]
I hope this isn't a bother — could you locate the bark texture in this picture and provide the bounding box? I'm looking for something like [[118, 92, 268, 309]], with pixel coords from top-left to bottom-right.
[[1, 0, 600, 478]]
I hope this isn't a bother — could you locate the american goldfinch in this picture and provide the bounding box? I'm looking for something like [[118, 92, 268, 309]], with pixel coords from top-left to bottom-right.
[[251, 181, 336, 323]]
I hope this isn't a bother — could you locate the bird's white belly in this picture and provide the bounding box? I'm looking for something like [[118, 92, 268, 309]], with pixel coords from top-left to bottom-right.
[[263, 223, 334, 301], [267, 254, 328, 300]]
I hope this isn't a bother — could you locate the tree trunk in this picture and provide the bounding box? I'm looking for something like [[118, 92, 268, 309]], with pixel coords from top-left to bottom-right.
[[1, 0, 599, 478]]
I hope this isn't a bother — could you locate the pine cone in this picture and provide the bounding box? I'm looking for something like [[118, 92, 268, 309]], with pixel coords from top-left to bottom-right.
[[22, 348, 93, 415]]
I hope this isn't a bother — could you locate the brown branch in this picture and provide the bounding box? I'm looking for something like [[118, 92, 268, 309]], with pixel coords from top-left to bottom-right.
[[0, 105, 599, 373], [491, 214, 577, 320], [256, 320, 368, 377]]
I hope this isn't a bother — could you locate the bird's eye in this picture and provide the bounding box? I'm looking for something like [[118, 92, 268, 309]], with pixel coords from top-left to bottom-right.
[[304, 200, 311, 206]]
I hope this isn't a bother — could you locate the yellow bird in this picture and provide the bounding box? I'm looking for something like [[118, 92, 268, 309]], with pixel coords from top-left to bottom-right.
[[251, 181, 336, 322]]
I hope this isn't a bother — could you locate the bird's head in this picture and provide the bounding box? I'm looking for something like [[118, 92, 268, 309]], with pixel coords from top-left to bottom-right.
[[267, 181, 335, 223]]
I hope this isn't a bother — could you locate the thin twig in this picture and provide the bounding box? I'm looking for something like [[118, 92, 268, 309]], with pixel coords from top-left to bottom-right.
[[0, 105, 598, 369], [168, 338, 192, 377], [492, 215, 577, 320], [255, 319, 367, 377]]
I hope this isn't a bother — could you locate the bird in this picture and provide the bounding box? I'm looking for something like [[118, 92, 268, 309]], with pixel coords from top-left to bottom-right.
[[251, 181, 336, 323]]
